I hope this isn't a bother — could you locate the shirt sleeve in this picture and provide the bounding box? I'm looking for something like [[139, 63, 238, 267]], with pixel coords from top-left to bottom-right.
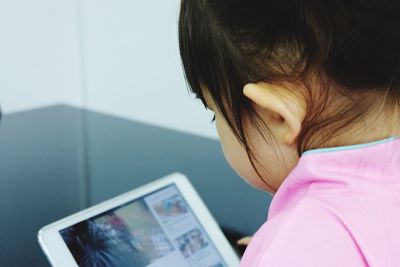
[[241, 198, 368, 267]]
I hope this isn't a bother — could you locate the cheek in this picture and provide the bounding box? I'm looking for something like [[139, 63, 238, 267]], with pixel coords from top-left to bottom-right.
[[219, 132, 245, 176], [215, 118, 272, 191], [215, 118, 242, 171]]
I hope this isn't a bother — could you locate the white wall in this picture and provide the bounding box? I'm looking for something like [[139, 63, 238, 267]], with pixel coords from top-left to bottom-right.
[[80, 0, 217, 139], [0, 0, 218, 139], [0, 0, 83, 112]]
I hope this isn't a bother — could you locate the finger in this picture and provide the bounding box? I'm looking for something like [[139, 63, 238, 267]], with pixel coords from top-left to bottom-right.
[[237, 236, 252, 245]]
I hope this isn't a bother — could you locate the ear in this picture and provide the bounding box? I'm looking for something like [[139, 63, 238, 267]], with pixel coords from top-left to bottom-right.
[[243, 82, 306, 145]]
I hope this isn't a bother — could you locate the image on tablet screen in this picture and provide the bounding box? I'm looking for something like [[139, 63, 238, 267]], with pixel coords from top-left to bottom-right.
[[59, 184, 227, 267]]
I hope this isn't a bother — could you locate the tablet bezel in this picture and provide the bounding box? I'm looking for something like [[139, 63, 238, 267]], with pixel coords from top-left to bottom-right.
[[38, 172, 240, 267]]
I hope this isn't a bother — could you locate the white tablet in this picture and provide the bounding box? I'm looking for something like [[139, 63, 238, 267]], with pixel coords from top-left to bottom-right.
[[38, 172, 239, 267]]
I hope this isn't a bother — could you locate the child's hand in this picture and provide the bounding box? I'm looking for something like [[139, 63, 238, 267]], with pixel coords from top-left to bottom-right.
[[237, 236, 252, 246]]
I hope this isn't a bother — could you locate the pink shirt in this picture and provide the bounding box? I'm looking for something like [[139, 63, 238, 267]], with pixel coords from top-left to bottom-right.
[[240, 135, 400, 267]]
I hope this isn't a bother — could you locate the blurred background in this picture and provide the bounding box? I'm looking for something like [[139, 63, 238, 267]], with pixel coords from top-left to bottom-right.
[[0, 1, 271, 266], [0, 0, 217, 139]]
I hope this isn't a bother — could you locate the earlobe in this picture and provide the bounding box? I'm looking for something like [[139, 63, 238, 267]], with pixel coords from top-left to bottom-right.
[[243, 82, 305, 146]]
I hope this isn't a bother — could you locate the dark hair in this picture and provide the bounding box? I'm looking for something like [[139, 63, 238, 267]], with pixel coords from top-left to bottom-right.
[[179, 0, 400, 190]]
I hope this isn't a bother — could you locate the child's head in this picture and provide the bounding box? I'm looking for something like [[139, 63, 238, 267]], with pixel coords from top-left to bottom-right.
[[178, 0, 400, 193]]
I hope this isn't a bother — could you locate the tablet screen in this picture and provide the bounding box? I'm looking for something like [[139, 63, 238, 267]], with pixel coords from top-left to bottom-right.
[[59, 184, 226, 267]]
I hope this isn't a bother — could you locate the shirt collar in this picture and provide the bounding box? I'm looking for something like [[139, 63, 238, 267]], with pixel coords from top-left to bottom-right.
[[267, 135, 400, 219]]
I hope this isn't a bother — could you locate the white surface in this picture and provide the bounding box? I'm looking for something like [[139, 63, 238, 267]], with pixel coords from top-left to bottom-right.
[[0, 0, 83, 113], [38, 172, 239, 267], [0, 0, 218, 139], [80, 0, 217, 139]]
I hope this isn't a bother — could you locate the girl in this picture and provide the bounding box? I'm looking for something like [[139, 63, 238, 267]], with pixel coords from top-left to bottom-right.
[[178, 0, 400, 266]]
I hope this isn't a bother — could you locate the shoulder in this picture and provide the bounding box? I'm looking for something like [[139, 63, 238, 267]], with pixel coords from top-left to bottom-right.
[[240, 197, 368, 267]]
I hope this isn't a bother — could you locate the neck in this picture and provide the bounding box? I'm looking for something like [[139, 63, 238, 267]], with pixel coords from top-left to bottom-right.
[[304, 85, 400, 152]]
